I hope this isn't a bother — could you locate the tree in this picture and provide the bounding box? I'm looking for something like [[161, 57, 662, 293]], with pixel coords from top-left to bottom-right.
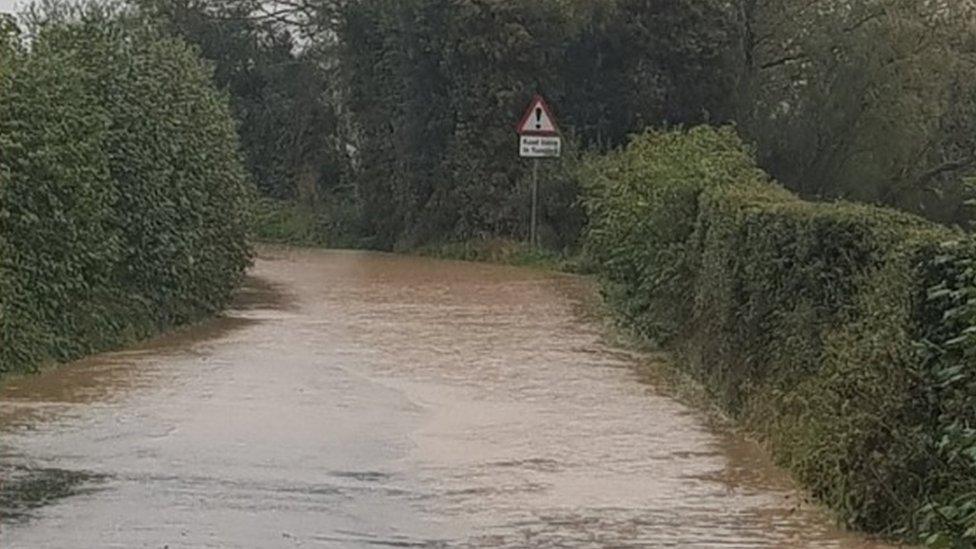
[[560, 0, 734, 149], [336, 0, 737, 248], [731, 0, 976, 226], [136, 0, 344, 202]]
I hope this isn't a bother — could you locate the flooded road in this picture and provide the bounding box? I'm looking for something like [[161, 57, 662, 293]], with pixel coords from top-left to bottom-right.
[[0, 248, 893, 548]]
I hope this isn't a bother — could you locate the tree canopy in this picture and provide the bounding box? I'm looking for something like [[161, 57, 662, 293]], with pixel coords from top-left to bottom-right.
[[139, 0, 976, 248]]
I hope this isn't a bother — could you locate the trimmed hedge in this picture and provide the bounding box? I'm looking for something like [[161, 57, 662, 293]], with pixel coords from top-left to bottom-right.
[[0, 10, 252, 375], [582, 126, 976, 544]]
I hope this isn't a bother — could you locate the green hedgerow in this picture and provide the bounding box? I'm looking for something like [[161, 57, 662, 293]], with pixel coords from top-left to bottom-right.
[[0, 5, 253, 374], [581, 126, 976, 544]]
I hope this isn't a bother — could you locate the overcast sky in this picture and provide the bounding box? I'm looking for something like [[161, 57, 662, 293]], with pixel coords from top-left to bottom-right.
[[0, 0, 18, 14]]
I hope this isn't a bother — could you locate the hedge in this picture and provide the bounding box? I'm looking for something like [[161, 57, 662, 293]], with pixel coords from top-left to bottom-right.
[[0, 9, 252, 375], [582, 126, 976, 544]]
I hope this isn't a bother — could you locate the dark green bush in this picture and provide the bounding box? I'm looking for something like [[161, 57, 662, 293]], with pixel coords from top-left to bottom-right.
[[0, 8, 252, 375], [916, 238, 976, 544], [0, 22, 120, 370], [582, 126, 976, 544], [581, 126, 775, 344]]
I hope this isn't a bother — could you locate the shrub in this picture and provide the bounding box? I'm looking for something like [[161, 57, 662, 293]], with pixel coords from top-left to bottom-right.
[[0, 22, 120, 370], [916, 238, 976, 544], [581, 126, 774, 343], [0, 7, 252, 374], [581, 126, 976, 543]]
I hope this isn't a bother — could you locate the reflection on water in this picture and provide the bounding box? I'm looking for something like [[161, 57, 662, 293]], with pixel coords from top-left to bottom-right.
[[0, 465, 107, 523], [0, 247, 895, 548]]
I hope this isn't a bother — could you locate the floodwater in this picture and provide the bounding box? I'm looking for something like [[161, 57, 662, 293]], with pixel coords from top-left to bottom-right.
[[0, 248, 895, 548]]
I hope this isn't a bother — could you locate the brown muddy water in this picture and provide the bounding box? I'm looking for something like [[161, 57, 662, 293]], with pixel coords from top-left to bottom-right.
[[0, 248, 896, 548]]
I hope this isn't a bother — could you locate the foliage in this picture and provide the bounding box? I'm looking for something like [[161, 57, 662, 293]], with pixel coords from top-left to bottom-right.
[[917, 237, 976, 544], [337, 0, 730, 249], [729, 0, 976, 227], [581, 126, 772, 344], [582, 127, 976, 544], [134, 0, 346, 203], [139, 1, 976, 248], [0, 18, 118, 369], [252, 197, 361, 249], [0, 5, 253, 374]]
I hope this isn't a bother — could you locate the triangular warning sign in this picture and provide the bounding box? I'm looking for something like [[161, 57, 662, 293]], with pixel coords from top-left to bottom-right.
[[517, 95, 559, 136]]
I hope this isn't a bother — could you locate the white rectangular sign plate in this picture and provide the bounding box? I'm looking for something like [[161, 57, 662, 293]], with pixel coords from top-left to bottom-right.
[[520, 136, 561, 158]]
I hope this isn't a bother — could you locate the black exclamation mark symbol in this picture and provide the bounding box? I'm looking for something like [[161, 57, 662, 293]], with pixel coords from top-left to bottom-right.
[[535, 107, 543, 130]]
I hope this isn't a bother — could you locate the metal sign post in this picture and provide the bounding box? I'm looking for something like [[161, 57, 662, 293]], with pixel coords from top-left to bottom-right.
[[516, 95, 561, 249], [531, 159, 539, 248]]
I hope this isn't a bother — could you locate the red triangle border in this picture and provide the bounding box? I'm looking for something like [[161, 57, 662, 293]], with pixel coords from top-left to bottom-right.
[[517, 94, 560, 136]]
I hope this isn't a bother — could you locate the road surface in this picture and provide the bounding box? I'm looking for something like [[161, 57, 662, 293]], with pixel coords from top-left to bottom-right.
[[0, 248, 892, 547]]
